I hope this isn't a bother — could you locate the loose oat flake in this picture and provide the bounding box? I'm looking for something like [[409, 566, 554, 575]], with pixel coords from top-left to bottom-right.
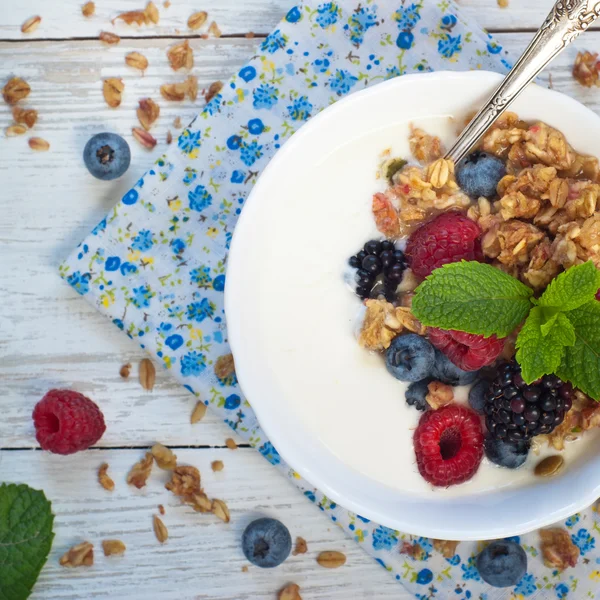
[[167, 39, 194, 71], [59, 542, 94, 567], [160, 82, 187, 102], [6, 125, 27, 137], [139, 357, 156, 389], [278, 583, 302, 600], [153, 515, 168, 543], [145, 1, 160, 24], [21, 16, 41, 34], [151, 442, 178, 469], [127, 452, 153, 488], [188, 11, 208, 30], [3, 77, 31, 105], [190, 401, 207, 423], [82, 2, 95, 17], [102, 540, 126, 556], [211, 498, 230, 523], [316, 550, 346, 569], [100, 31, 120, 44], [137, 98, 160, 130], [28, 137, 49, 151], [208, 21, 221, 38], [103, 78, 124, 108], [98, 462, 115, 491], [12, 107, 37, 128], [125, 51, 149, 72]]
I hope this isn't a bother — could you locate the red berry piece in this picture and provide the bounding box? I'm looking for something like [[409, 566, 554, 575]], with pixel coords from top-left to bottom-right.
[[406, 211, 483, 278], [428, 328, 505, 371], [33, 389, 106, 455], [413, 405, 484, 487]]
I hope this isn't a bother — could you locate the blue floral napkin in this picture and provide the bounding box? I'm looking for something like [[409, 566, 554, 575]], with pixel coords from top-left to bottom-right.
[[61, 1, 600, 598]]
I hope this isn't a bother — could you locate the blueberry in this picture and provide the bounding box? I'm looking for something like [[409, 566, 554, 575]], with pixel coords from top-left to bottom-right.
[[484, 436, 530, 469], [405, 378, 432, 411], [385, 334, 435, 382], [468, 378, 489, 414], [432, 349, 479, 386], [476, 540, 527, 587], [241, 518, 292, 568], [456, 151, 506, 199], [83, 132, 131, 180]]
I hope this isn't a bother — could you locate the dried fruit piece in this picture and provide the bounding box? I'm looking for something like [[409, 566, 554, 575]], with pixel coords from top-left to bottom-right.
[[212, 498, 230, 523], [151, 443, 177, 469], [153, 515, 168, 543], [98, 462, 115, 491], [119, 363, 131, 378], [317, 551, 346, 569], [292, 537, 308, 555], [6, 124, 27, 137], [205, 81, 223, 103], [82, 2, 95, 17], [137, 98, 160, 130], [167, 40, 193, 71], [3, 77, 31, 105], [279, 584, 302, 600], [28, 137, 50, 151], [211, 460, 224, 472], [127, 452, 153, 488], [125, 51, 148, 72], [145, 1, 160, 23], [534, 455, 564, 477], [100, 31, 120, 44], [132, 127, 157, 149], [139, 357, 156, 389], [188, 11, 208, 30], [191, 401, 207, 423], [22, 16, 41, 34], [208, 21, 221, 37], [225, 437, 237, 450], [60, 542, 94, 567], [12, 107, 37, 128], [103, 78, 124, 108], [102, 540, 126, 556]]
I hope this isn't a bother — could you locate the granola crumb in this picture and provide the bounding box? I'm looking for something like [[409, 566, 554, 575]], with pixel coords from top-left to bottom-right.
[[166, 130, 173, 144], [292, 536, 308, 555], [153, 515, 168, 543], [426, 381, 454, 410], [102, 539, 126, 556], [211, 460, 224, 472], [241, 565, 249, 572], [190, 401, 207, 424], [433, 539, 460, 558], [127, 452, 153, 489], [245, 31, 255, 39], [540, 528, 580, 570], [151, 442, 178, 470], [497, 0, 509, 8], [173, 116, 182, 128], [163, 0, 171, 6], [208, 21, 222, 38], [205, 81, 223, 103], [82, 2, 95, 17], [98, 462, 115, 491], [214, 353, 235, 380], [119, 363, 131, 378], [278, 583, 302, 600], [166, 465, 202, 498], [225, 437, 238, 450], [573, 51, 599, 88], [59, 542, 94, 567], [158, 504, 165, 515]]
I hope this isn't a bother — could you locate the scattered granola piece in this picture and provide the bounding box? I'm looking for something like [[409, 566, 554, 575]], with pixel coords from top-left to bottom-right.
[[139, 357, 156, 389], [3, 77, 31, 105], [166, 130, 173, 144], [225, 437, 238, 450], [409, 125, 443, 163], [241, 565, 249, 573], [158, 504, 165, 515], [21, 16, 41, 34], [426, 381, 454, 410], [28, 137, 49, 151], [540, 528, 579, 570], [102, 540, 126, 556], [164, 0, 171, 7], [317, 550, 346, 569], [187, 75, 198, 101], [99, 31, 120, 44], [167, 39, 193, 71], [211, 460, 224, 472], [145, 1, 160, 24], [119, 363, 131, 378], [125, 51, 149, 72], [82, 2, 95, 17], [190, 401, 207, 423], [292, 536, 308, 555], [573, 51, 599, 88], [205, 81, 223, 103], [214, 354, 235, 380], [278, 583, 302, 600], [166, 465, 201, 498], [208, 21, 221, 38], [59, 542, 94, 567], [188, 11, 208, 30], [113, 10, 148, 26], [6, 124, 27, 137], [98, 462, 115, 491], [153, 515, 168, 543], [212, 498, 230, 523], [137, 98, 160, 130], [173, 116, 182, 128], [127, 452, 153, 489], [426, 158, 455, 189], [372, 192, 400, 238], [497, 0, 509, 7], [190, 491, 212, 513], [160, 81, 188, 102], [103, 78, 124, 108], [245, 32, 255, 39], [151, 442, 178, 469], [433, 539, 460, 558], [12, 107, 37, 128]]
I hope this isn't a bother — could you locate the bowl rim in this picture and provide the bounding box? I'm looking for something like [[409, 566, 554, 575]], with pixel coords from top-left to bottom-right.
[[225, 70, 600, 539]]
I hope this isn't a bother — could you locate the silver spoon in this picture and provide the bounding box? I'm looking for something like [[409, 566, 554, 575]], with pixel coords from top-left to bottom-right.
[[446, 0, 600, 164]]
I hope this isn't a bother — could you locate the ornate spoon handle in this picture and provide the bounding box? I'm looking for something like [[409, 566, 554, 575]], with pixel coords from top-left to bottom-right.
[[446, 0, 600, 164]]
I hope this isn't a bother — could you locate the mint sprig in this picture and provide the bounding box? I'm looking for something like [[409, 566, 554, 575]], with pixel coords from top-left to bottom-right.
[[0, 483, 54, 600], [411, 260, 600, 399]]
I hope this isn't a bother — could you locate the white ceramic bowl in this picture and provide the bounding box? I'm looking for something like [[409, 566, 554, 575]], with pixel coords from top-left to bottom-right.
[[225, 71, 600, 540]]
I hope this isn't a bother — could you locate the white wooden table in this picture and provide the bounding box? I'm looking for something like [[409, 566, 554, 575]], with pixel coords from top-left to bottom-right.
[[2, 1, 600, 598]]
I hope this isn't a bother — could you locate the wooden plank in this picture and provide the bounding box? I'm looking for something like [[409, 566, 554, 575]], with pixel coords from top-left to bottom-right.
[[0, 0, 595, 40], [1, 32, 597, 448], [1, 448, 406, 600]]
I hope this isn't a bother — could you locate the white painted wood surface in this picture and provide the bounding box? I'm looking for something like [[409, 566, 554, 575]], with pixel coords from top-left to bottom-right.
[[2, 0, 600, 598]]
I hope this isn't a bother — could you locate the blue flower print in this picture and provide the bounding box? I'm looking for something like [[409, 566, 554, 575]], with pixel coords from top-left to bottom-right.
[[105, 256, 121, 271], [188, 185, 213, 212], [113, 318, 124, 330], [312, 56, 331, 74], [131, 285, 153, 308], [122, 189, 139, 205], [288, 96, 313, 121], [565, 514, 580, 528], [67, 271, 91, 295], [441, 14, 458, 30], [186, 298, 216, 322], [356, 515, 370, 523], [446, 554, 460, 565], [385, 66, 401, 79], [315, 2, 340, 29], [416, 569, 433, 585], [556, 583, 570, 598], [158, 322, 173, 333], [248, 118, 265, 135], [178, 129, 202, 157], [345, 5, 377, 46], [231, 170, 245, 184], [213, 274, 226, 291], [286, 6, 302, 23], [239, 65, 257, 82], [487, 41, 503, 54], [397, 31, 414, 49], [438, 34, 462, 58], [132, 229, 155, 252], [217, 366, 237, 387], [227, 135, 242, 150], [224, 394, 241, 410], [120, 261, 138, 276], [372, 526, 398, 550], [180, 351, 206, 376], [304, 490, 316, 502], [393, 4, 421, 31], [571, 528, 595, 555], [253, 84, 279, 110], [514, 573, 536, 596], [240, 141, 263, 166], [191, 266, 212, 287], [260, 29, 288, 54], [183, 167, 198, 185], [461, 556, 482, 581], [92, 217, 107, 235], [259, 441, 281, 465], [329, 69, 358, 96], [172, 238, 186, 255], [165, 334, 184, 350]]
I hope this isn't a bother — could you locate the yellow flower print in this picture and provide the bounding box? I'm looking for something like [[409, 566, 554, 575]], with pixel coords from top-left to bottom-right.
[[163, 355, 174, 369], [128, 250, 141, 262], [189, 327, 204, 341], [100, 294, 114, 308], [590, 571, 600, 582], [140, 256, 155, 266], [168, 198, 182, 212], [236, 88, 246, 102], [207, 227, 218, 238]]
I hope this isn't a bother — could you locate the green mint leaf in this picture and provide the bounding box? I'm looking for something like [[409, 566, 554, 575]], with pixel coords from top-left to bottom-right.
[[411, 261, 533, 337], [0, 483, 54, 600], [556, 300, 600, 401], [516, 307, 573, 383], [538, 261, 600, 312]]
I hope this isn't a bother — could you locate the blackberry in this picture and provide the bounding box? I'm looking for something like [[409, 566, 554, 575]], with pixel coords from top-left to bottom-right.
[[483, 361, 573, 443], [348, 239, 406, 301]]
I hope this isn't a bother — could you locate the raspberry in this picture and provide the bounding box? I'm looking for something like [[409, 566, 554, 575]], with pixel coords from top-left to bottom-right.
[[406, 211, 483, 278], [413, 405, 484, 487], [428, 328, 505, 372], [33, 389, 106, 455]]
